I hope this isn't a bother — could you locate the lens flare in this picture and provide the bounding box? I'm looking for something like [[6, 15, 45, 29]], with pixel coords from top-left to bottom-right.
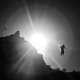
[[29, 33, 47, 54]]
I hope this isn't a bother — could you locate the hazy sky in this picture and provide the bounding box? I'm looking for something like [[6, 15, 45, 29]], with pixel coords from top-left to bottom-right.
[[0, 0, 80, 72]]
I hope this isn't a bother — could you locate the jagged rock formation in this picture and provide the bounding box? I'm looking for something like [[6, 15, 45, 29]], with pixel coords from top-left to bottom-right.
[[0, 31, 52, 80]]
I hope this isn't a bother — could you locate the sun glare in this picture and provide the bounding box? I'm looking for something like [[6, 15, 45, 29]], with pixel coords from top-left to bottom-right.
[[29, 33, 47, 54]]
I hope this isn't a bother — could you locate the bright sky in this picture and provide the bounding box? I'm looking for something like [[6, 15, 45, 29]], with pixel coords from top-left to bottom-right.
[[29, 33, 47, 54]]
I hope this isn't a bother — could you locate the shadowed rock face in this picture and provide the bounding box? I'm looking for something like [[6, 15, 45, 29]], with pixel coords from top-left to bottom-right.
[[0, 31, 52, 79]]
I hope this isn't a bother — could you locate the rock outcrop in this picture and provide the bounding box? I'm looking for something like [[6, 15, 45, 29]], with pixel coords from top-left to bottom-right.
[[0, 31, 52, 80]]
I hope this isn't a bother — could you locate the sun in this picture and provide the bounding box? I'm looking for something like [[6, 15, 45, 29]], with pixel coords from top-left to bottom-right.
[[29, 33, 47, 54]]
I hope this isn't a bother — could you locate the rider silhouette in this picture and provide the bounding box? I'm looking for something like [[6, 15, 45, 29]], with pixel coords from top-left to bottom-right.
[[60, 44, 65, 56]]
